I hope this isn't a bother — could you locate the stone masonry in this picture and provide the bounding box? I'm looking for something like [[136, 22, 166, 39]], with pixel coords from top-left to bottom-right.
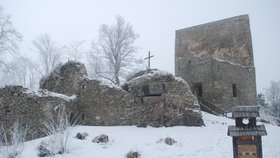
[[1, 61, 204, 141], [175, 15, 257, 112], [0, 86, 76, 140], [41, 63, 203, 127], [77, 69, 203, 127], [40, 62, 88, 96]]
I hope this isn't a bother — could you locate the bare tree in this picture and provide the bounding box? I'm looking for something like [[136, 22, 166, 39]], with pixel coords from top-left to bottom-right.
[[89, 15, 139, 85], [67, 40, 85, 62], [32, 34, 63, 75], [27, 63, 40, 90], [9, 57, 33, 86], [0, 6, 22, 70], [266, 81, 280, 117], [87, 46, 106, 81]]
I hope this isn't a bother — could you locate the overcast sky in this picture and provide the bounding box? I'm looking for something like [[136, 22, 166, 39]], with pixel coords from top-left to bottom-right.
[[1, 0, 279, 92]]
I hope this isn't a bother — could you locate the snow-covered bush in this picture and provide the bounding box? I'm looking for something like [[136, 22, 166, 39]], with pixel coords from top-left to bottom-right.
[[38, 107, 75, 156], [75, 132, 88, 140], [164, 137, 177, 145], [0, 123, 6, 156], [0, 120, 26, 158], [156, 137, 177, 145], [37, 140, 55, 157], [126, 150, 141, 158]]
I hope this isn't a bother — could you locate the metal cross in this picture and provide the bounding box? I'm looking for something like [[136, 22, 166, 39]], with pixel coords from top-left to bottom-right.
[[144, 51, 154, 69]]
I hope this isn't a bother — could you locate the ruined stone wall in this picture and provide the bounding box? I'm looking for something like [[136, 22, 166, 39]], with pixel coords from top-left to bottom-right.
[[76, 71, 204, 127], [77, 79, 139, 126], [125, 70, 203, 126], [39, 62, 204, 127], [1, 62, 204, 141], [175, 15, 257, 112], [40, 61, 87, 96], [0, 86, 76, 140]]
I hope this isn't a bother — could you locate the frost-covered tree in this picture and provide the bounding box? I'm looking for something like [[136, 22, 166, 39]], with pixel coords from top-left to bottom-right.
[[67, 40, 85, 62], [257, 93, 267, 107], [32, 34, 63, 75], [266, 81, 280, 117], [0, 120, 26, 158], [0, 6, 22, 70], [38, 107, 75, 156], [88, 16, 139, 85]]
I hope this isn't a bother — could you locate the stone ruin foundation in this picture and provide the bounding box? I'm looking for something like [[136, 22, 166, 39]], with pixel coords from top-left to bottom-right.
[[0, 61, 204, 141]]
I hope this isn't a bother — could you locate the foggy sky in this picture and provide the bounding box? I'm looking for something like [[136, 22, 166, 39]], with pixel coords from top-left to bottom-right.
[[1, 0, 280, 92]]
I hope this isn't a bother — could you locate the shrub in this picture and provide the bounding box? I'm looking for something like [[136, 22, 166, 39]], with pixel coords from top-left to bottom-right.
[[38, 107, 75, 156], [75, 132, 88, 140], [92, 134, 109, 143], [126, 151, 141, 158], [0, 120, 26, 158]]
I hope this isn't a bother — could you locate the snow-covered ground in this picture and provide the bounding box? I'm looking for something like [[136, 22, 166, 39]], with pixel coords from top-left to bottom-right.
[[21, 112, 280, 158]]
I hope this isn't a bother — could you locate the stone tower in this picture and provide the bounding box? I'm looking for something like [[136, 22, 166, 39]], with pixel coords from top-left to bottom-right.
[[175, 15, 257, 112]]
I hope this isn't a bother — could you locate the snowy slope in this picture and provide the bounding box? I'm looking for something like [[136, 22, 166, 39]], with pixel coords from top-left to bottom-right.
[[21, 112, 280, 158]]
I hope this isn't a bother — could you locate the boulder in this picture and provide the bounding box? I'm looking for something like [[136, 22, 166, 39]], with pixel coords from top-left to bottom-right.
[[92, 134, 109, 143]]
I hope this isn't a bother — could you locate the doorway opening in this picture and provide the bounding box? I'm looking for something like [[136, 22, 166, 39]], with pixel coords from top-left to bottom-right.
[[192, 82, 203, 97]]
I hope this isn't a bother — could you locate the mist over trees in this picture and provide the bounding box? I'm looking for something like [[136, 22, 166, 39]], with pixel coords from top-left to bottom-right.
[[67, 40, 85, 62], [1, 3, 277, 104], [0, 5, 143, 89], [0, 56, 40, 90], [257, 93, 267, 107], [88, 15, 139, 85], [265, 81, 280, 118], [0, 7, 22, 70], [32, 34, 64, 76]]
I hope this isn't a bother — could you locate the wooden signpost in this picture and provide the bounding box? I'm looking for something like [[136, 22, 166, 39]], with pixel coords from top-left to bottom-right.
[[228, 106, 267, 158]]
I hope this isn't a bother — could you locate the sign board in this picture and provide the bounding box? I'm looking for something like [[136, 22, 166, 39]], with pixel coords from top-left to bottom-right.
[[238, 145, 257, 158], [140, 83, 167, 96]]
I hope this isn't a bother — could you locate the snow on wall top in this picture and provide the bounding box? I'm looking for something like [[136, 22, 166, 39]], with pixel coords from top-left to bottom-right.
[[23, 88, 76, 102], [125, 69, 190, 88]]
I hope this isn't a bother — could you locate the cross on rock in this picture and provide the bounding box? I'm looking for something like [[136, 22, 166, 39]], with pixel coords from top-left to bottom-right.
[[144, 51, 154, 69]]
